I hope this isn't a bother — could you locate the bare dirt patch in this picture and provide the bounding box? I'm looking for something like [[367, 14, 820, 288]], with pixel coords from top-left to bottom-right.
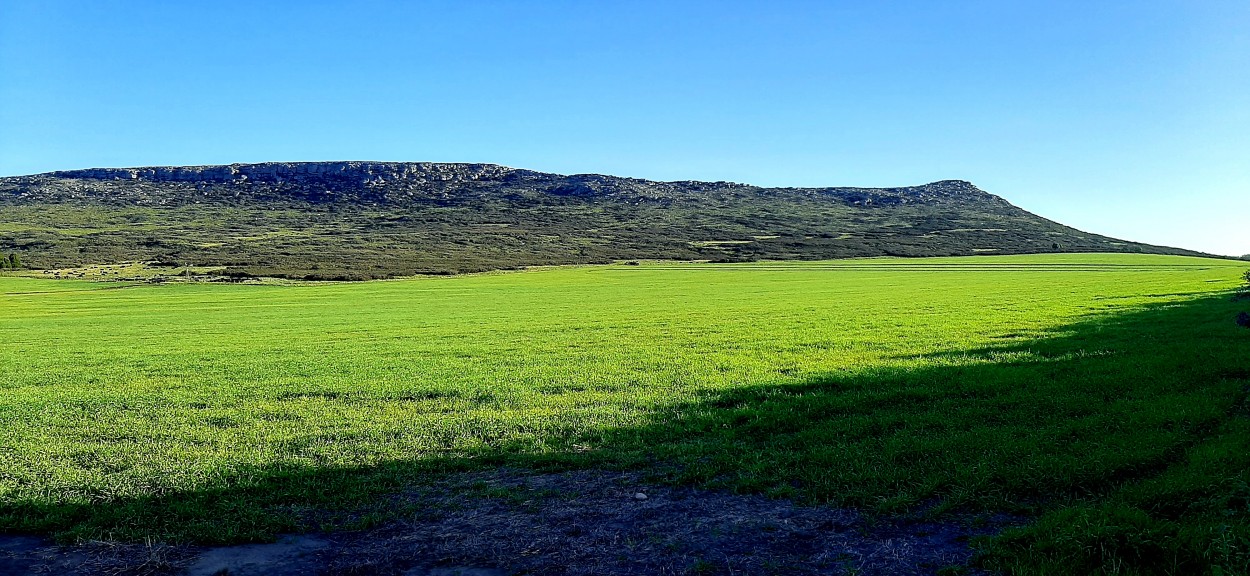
[[0, 468, 1015, 575]]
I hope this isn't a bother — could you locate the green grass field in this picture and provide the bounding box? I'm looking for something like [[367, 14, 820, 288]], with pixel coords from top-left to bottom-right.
[[2, 254, 1248, 574]]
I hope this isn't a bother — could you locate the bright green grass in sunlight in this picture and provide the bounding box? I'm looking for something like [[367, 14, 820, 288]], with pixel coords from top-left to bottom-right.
[[2, 254, 1248, 574]]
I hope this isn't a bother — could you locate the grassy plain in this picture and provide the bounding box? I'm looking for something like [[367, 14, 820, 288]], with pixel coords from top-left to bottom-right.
[[1, 254, 1248, 573]]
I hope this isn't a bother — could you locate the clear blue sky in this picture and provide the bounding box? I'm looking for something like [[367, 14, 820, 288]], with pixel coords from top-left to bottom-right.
[[1, 1, 1246, 255]]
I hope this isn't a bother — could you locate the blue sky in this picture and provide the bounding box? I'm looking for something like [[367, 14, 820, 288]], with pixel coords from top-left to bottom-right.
[[1, 1, 1246, 255]]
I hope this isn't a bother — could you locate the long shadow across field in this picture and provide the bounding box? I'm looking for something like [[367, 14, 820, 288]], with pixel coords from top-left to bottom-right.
[[3, 294, 1248, 573], [603, 294, 1250, 573]]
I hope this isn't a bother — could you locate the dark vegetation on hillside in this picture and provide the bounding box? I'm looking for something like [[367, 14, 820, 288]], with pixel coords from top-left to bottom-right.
[[0, 162, 1207, 279], [1237, 270, 1250, 328], [0, 253, 20, 269]]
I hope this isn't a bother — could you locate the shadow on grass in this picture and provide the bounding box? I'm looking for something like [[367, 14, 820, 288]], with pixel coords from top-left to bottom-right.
[[3, 294, 1248, 573]]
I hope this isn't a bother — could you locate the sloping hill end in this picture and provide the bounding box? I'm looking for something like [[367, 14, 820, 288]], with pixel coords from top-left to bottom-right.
[[0, 161, 1206, 279]]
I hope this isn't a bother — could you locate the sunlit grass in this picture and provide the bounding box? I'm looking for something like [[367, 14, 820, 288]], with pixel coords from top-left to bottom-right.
[[1, 253, 1247, 573]]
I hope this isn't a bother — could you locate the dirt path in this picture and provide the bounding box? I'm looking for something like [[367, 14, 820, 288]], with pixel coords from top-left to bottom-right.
[[0, 469, 1013, 575]]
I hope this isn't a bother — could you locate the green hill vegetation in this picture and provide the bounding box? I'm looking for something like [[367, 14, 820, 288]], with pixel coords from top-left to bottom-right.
[[1, 254, 1247, 574], [0, 162, 1210, 279]]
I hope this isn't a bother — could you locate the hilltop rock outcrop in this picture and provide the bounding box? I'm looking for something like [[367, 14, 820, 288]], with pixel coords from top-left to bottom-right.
[[50, 162, 519, 186], [0, 161, 1204, 278], [10, 162, 1005, 209]]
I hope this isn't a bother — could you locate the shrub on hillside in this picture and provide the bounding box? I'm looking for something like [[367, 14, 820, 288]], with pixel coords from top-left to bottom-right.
[[1234, 270, 1250, 300], [1238, 270, 1250, 325], [219, 268, 255, 279]]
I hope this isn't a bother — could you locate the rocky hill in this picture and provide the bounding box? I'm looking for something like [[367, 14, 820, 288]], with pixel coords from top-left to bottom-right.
[[0, 161, 1205, 279]]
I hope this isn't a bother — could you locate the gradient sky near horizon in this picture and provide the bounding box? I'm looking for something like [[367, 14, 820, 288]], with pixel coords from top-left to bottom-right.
[[1, 1, 1246, 256]]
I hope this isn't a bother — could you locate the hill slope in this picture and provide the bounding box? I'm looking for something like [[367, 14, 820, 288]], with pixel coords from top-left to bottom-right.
[[0, 161, 1203, 278]]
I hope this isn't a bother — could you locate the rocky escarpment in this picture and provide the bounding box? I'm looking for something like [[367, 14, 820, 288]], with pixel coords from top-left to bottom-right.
[[48, 162, 517, 185], [7, 162, 1006, 209], [0, 162, 1204, 279]]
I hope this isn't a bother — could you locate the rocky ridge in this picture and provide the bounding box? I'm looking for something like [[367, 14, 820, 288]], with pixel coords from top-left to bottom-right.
[[6, 162, 1002, 208], [0, 161, 1206, 278]]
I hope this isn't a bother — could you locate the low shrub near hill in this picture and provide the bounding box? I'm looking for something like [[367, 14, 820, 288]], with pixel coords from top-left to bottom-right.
[[1235, 269, 1250, 300]]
